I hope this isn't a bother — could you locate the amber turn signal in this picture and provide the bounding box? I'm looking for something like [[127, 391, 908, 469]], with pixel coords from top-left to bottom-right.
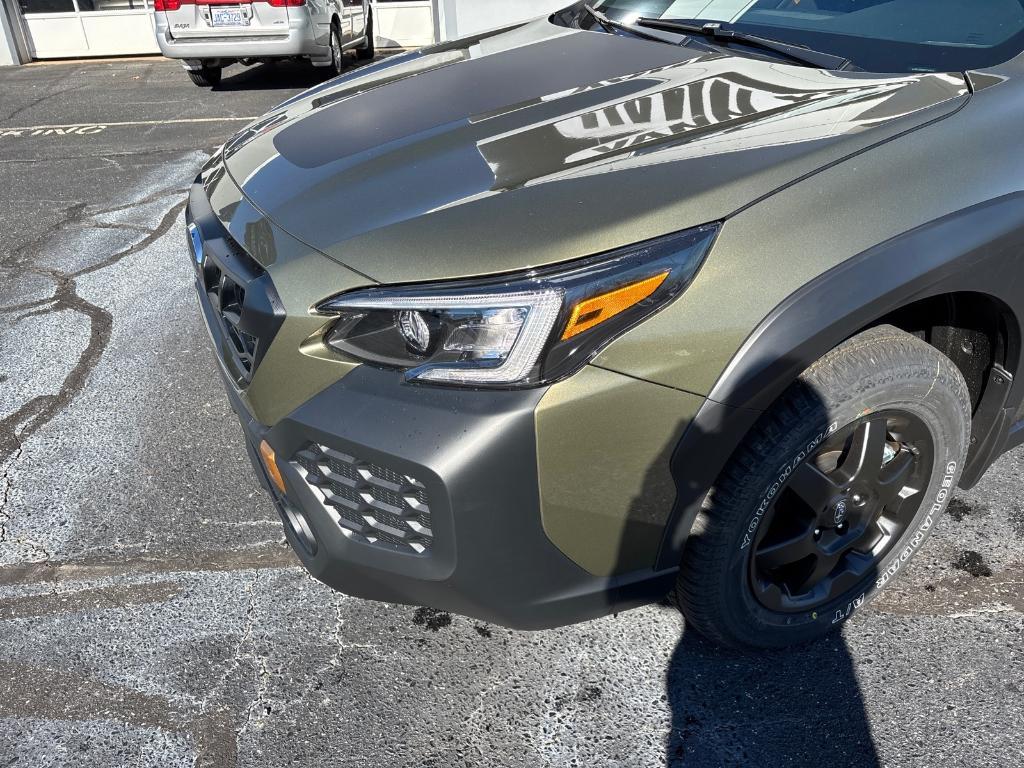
[[561, 271, 669, 340], [259, 440, 287, 495]]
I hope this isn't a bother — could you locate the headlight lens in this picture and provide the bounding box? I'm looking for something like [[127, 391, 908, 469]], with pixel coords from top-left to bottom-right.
[[318, 224, 719, 387], [322, 289, 563, 385]]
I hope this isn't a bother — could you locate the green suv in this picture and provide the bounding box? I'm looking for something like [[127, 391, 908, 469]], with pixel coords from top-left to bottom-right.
[[185, 0, 1024, 648]]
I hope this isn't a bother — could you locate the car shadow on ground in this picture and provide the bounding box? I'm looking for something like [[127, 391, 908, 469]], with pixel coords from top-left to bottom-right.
[[663, 621, 879, 766], [616, 370, 882, 766], [212, 57, 380, 92]]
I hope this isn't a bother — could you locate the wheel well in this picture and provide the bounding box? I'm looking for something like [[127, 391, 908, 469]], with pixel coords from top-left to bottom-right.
[[658, 291, 1020, 570], [865, 292, 1017, 414], [864, 292, 1020, 486]]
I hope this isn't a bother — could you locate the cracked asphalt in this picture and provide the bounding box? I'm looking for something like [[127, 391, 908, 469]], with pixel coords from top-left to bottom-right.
[[0, 58, 1021, 768]]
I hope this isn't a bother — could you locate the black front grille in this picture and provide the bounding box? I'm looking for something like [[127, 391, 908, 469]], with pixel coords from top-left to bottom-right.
[[187, 192, 285, 388], [293, 443, 434, 555], [202, 260, 259, 379]]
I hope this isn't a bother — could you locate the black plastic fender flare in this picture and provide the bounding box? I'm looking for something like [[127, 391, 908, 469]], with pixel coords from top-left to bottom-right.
[[656, 192, 1024, 570]]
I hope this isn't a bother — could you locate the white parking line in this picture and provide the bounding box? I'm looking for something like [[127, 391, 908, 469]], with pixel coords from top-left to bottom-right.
[[0, 116, 258, 139]]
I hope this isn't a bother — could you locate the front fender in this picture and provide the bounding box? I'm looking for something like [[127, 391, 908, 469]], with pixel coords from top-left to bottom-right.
[[657, 192, 1024, 570]]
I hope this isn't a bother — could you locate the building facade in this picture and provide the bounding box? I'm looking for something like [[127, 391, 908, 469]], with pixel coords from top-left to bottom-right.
[[0, 0, 566, 65]]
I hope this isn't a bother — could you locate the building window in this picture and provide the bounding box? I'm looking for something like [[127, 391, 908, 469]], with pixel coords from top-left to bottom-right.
[[77, 0, 149, 9], [19, 0, 76, 13]]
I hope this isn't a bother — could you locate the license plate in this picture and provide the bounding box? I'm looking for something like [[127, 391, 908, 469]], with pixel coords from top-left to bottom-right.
[[211, 6, 245, 27]]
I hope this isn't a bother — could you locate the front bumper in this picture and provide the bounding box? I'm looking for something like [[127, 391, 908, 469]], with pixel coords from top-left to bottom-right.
[[156, 15, 326, 61], [223, 364, 677, 629], [187, 176, 679, 629]]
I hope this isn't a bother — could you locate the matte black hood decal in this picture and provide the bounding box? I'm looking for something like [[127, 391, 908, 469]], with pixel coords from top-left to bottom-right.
[[272, 30, 696, 170], [222, 19, 968, 283]]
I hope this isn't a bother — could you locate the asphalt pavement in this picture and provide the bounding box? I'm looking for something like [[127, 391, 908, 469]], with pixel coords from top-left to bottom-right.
[[0, 57, 1021, 768]]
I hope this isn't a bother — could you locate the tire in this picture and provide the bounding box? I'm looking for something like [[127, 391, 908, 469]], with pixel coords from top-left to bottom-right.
[[672, 325, 971, 649], [329, 24, 345, 77], [188, 66, 222, 88], [356, 13, 375, 60]]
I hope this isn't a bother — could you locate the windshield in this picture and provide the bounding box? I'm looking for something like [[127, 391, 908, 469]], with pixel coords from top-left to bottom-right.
[[571, 0, 1024, 72]]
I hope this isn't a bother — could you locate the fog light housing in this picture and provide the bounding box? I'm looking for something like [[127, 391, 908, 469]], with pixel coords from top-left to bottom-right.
[[280, 499, 318, 556]]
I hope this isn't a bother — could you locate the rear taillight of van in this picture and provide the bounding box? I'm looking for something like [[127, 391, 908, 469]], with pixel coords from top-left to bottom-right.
[[155, 0, 304, 8]]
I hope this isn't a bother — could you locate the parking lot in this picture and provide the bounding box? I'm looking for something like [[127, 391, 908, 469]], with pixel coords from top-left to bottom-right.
[[0, 57, 1021, 767]]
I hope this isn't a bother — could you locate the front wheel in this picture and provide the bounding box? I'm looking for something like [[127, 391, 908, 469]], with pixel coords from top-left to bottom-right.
[[188, 65, 222, 88], [673, 325, 972, 649]]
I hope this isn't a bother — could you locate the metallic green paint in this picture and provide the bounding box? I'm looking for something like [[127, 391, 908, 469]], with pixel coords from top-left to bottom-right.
[[196, 14, 1024, 582], [535, 365, 703, 576], [595, 59, 1024, 402], [218, 18, 965, 290], [203, 156, 368, 426]]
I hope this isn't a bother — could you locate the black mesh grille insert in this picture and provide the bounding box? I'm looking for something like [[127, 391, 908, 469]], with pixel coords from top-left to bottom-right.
[[188, 187, 284, 389], [202, 261, 258, 380], [293, 443, 433, 555]]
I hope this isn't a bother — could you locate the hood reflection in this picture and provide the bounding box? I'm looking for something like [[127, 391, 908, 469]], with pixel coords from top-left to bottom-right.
[[214, 19, 969, 282], [477, 60, 965, 190]]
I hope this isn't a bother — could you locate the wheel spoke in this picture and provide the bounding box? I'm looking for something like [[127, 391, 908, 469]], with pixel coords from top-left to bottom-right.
[[748, 409, 934, 614], [789, 551, 841, 595], [875, 449, 916, 508], [825, 551, 876, 597], [850, 519, 888, 554], [789, 461, 842, 514], [836, 418, 887, 485], [755, 527, 816, 570], [752, 580, 786, 609]]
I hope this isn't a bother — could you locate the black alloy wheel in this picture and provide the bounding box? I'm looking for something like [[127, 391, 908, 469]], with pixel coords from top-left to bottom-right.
[[671, 325, 972, 649], [749, 411, 933, 612]]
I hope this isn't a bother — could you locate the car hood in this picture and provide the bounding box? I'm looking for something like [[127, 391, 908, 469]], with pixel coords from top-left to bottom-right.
[[219, 17, 968, 284]]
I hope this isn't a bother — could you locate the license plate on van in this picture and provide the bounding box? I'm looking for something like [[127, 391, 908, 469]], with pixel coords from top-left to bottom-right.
[[211, 6, 246, 27]]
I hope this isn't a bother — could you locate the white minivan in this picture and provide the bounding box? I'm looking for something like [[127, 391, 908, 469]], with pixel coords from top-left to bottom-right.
[[154, 0, 374, 86]]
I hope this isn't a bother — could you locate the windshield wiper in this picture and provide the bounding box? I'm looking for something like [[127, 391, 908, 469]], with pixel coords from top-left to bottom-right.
[[635, 17, 851, 70], [581, 4, 698, 47]]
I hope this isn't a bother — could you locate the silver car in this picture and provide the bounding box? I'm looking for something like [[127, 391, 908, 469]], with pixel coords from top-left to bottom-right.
[[154, 0, 374, 87]]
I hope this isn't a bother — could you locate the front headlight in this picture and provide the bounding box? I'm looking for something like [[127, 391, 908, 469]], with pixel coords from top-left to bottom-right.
[[317, 224, 719, 388]]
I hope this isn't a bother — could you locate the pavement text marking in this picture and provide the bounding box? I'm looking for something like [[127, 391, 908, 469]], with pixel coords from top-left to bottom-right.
[[0, 116, 258, 139]]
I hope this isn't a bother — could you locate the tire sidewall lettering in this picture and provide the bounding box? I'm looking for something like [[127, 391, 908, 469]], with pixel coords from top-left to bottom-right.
[[739, 421, 839, 551], [737, 421, 958, 629], [873, 458, 957, 593]]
